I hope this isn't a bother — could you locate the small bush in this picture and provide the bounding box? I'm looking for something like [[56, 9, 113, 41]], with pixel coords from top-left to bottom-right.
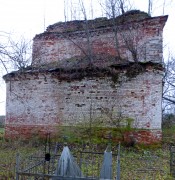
[[162, 113, 175, 128], [0, 122, 4, 128]]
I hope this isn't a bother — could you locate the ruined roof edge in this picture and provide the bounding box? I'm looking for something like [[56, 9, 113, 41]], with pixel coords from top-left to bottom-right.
[[33, 11, 168, 40], [3, 61, 164, 82]]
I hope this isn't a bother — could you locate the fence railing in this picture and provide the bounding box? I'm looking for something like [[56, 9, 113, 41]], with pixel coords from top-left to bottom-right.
[[15, 143, 170, 180], [16, 143, 117, 180]]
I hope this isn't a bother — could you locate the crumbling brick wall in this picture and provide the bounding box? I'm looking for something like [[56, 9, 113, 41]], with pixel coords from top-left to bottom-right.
[[3, 11, 168, 143], [32, 12, 167, 66]]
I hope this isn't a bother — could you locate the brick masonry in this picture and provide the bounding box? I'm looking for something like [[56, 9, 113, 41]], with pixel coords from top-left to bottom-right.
[[32, 13, 167, 65], [3, 11, 168, 144], [5, 70, 163, 143]]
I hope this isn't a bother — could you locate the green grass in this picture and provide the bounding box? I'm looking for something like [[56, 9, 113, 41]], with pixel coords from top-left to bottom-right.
[[56, 125, 135, 145], [0, 139, 46, 179], [0, 128, 4, 142], [162, 125, 175, 146], [0, 126, 174, 179], [0, 127, 4, 134], [0, 139, 172, 179], [119, 148, 172, 179]]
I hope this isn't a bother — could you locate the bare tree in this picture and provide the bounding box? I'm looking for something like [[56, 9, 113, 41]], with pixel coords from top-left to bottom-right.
[[148, 0, 173, 16], [63, 0, 101, 68], [163, 56, 175, 112], [148, 0, 153, 16], [99, 0, 143, 63], [78, 0, 93, 67], [121, 22, 148, 63], [0, 36, 32, 73], [99, 0, 132, 18]]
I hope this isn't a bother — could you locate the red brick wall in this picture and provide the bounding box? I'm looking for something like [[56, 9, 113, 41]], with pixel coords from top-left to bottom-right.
[[4, 12, 168, 143], [124, 130, 162, 145], [5, 124, 58, 139], [5, 70, 163, 143], [32, 14, 167, 66]]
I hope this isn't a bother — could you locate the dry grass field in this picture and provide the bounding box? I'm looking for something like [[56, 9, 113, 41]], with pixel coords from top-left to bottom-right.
[[0, 126, 174, 179]]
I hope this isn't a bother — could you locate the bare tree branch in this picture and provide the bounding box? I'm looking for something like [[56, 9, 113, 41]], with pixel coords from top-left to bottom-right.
[[0, 36, 32, 72]]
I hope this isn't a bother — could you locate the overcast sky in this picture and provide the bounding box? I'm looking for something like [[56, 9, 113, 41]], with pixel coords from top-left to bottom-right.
[[0, 0, 174, 115]]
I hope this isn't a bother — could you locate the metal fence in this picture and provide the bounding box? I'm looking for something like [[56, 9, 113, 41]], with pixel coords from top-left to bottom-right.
[[15, 143, 170, 180], [16, 143, 118, 180]]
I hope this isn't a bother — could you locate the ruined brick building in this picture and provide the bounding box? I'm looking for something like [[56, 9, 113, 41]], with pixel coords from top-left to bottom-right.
[[3, 10, 168, 143]]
